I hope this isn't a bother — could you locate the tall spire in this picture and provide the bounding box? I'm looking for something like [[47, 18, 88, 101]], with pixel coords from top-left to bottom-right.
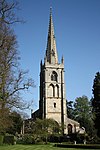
[[45, 7, 58, 64]]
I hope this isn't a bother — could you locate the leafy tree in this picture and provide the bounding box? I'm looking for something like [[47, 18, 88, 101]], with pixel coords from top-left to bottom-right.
[[0, 0, 34, 132], [74, 96, 94, 137], [92, 72, 100, 137], [6, 111, 23, 135], [67, 100, 75, 119], [34, 118, 60, 143], [24, 118, 60, 143]]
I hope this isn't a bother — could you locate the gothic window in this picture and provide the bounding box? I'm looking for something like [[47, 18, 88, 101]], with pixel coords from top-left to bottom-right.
[[55, 84, 59, 97], [68, 124, 73, 134], [48, 84, 54, 97], [51, 71, 58, 82]]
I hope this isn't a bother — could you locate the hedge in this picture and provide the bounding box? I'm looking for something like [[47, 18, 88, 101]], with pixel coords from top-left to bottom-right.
[[55, 144, 100, 149]]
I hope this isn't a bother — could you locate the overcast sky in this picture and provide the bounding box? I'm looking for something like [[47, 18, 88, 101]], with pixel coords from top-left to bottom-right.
[[14, 0, 100, 117]]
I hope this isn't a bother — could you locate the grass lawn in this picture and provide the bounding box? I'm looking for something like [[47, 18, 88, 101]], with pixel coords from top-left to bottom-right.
[[0, 144, 98, 150]]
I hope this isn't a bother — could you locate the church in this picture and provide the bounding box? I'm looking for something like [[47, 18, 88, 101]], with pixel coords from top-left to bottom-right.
[[32, 8, 84, 135]]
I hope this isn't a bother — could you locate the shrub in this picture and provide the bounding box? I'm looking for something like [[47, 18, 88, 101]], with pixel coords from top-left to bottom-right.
[[87, 135, 100, 144], [3, 135, 15, 145], [22, 134, 35, 144], [0, 135, 4, 145], [69, 133, 86, 144], [48, 135, 59, 143]]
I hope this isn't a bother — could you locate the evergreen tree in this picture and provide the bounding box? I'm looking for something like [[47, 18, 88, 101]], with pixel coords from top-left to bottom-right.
[[67, 100, 75, 119], [92, 72, 100, 137], [74, 96, 94, 137]]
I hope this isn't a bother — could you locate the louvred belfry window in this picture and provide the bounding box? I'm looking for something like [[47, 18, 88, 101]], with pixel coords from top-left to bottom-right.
[[51, 71, 57, 82]]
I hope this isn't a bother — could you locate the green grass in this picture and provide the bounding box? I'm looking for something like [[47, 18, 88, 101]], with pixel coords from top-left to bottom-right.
[[0, 144, 99, 150]]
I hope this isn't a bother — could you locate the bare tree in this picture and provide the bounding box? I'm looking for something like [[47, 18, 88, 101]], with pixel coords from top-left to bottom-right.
[[0, 0, 22, 24], [0, 0, 34, 114]]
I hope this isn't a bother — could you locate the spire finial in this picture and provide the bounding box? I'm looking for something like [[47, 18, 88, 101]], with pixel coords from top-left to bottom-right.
[[61, 55, 64, 64], [50, 7, 52, 15]]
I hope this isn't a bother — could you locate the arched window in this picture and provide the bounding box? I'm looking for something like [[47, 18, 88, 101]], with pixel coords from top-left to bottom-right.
[[68, 124, 73, 134], [48, 84, 55, 97], [51, 71, 58, 82], [55, 84, 59, 97]]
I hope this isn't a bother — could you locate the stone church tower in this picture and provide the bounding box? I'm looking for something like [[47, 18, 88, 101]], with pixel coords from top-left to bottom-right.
[[39, 8, 67, 134], [32, 8, 83, 135]]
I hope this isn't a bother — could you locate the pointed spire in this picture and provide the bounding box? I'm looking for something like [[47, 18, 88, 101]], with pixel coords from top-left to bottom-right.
[[45, 8, 58, 64]]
